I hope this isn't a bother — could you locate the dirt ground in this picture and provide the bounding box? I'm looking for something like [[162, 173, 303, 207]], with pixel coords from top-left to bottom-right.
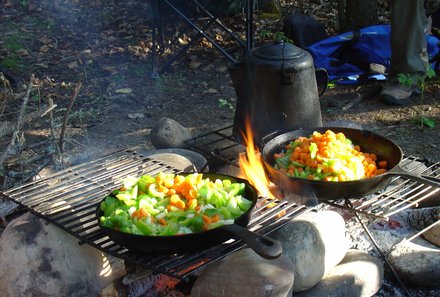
[[0, 0, 439, 190]]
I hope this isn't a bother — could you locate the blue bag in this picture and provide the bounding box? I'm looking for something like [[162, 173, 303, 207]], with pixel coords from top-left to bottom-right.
[[306, 25, 440, 84]]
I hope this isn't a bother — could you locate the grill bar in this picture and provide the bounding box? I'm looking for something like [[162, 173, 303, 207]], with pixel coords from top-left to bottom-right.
[[0, 146, 311, 280], [349, 157, 440, 218]]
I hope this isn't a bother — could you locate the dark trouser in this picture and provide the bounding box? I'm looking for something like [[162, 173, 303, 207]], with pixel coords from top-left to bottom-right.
[[390, 0, 430, 76]]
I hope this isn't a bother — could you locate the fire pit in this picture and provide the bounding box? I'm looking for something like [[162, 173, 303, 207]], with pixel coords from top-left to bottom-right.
[[1, 125, 439, 296]]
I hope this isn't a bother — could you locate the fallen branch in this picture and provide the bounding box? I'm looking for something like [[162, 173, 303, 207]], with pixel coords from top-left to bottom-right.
[[342, 85, 382, 111], [0, 72, 13, 119], [0, 75, 34, 166], [0, 104, 57, 139], [59, 81, 82, 154]]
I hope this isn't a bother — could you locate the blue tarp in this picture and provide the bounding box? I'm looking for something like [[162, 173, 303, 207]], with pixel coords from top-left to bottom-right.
[[306, 25, 440, 84]]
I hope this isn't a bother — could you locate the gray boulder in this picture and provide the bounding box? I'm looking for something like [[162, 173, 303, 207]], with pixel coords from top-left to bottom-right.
[[406, 206, 440, 247], [0, 212, 124, 297], [270, 210, 348, 292], [190, 248, 294, 297], [388, 239, 440, 287], [150, 117, 193, 149], [293, 249, 384, 297]]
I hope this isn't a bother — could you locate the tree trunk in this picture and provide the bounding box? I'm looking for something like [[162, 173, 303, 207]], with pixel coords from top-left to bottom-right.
[[339, 0, 378, 32]]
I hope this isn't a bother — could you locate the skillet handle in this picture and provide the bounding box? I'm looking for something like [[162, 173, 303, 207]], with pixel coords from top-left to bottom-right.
[[385, 169, 440, 189], [221, 224, 282, 259]]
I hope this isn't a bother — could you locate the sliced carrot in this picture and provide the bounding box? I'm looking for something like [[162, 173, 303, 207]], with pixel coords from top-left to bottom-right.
[[132, 207, 149, 219], [187, 188, 197, 200], [202, 215, 212, 224], [174, 199, 186, 210], [211, 214, 220, 223], [375, 168, 387, 175], [274, 153, 284, 159], [378, 160, 388, 168]]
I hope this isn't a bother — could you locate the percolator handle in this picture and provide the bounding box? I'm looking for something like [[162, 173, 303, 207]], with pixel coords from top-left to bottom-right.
[[315, 68, 329, 97]]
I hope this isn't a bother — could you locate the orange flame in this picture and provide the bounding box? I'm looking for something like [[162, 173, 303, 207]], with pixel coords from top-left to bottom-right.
[[238, 120, 276, 199]]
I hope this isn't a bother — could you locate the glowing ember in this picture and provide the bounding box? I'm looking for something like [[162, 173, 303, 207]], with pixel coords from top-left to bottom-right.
[[238, 120, 276, 199]]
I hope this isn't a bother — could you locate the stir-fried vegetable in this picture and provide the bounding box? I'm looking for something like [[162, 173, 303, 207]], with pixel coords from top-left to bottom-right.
[[99, 173, 253, 236], [273, 130, 388, 181]]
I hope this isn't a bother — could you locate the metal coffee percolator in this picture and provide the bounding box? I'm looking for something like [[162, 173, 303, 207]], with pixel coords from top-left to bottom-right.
[[229, 41, 325, 145]]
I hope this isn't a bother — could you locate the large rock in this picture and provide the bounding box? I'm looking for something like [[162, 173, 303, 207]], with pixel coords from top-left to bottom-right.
[[293, 250, 383, 297], [150, 117, 193, 149], [406, 206, 440, 247], [0, 212, 124, 297], [270, 210, 348, 292], [388, 239, 440, 287], [190, 248, 295, 297], [423, 223, 440, 247]]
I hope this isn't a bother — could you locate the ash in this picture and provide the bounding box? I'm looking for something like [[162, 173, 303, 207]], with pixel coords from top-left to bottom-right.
[[344, 209, 440, 297]]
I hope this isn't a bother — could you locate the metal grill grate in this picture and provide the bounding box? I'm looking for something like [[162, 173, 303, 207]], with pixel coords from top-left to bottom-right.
[[0, 147, 310, 280], [324, 155, 440, 222], [1, 125, 439, 281]]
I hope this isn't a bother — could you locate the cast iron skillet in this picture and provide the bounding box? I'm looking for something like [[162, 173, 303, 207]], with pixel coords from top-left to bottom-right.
[[262, 127, 440, 200], [96, 173, 282, 259]]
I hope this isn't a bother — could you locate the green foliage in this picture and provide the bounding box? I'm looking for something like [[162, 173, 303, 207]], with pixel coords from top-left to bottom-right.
[[1, 23, 31, 71], [31, 92, 40, 103], [398, 66, 437, 129], [259, 30, 271, 40], [258, 30, 293, 43], [420, 116, 436, 128], [272, 31, 291, 42], [398, 67, 436, 97], [3, 33, 27, 52], [225, 0, 257, 15], [0, 56, 25, 71], [327, 81, 336, 89], [218, 98, 235, 111]]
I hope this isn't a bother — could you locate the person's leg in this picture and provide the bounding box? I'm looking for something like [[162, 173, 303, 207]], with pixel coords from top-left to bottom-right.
[[390, 0, 428, 76], [381, 0, 428, 105]]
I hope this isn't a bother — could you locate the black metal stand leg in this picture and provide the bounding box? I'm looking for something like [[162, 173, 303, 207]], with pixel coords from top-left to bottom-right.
[[346, 200, 410, 296], [246, 0, 254, 53], [149, 0, 253, 76], [150, 0, 160, 78]]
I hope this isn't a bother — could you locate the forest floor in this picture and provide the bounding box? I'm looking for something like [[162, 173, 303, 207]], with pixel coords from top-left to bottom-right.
[[1, 0, 439, 190]]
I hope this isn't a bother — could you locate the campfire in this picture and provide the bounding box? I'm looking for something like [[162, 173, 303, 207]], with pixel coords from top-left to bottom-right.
[[237, 119, 276, 199]]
